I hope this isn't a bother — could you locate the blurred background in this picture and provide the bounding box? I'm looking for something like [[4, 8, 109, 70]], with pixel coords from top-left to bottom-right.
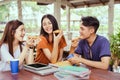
[[0, 0, 120, 50]]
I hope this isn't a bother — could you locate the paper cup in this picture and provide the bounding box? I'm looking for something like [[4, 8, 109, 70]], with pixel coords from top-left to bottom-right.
[[10, 59, 19, 74]]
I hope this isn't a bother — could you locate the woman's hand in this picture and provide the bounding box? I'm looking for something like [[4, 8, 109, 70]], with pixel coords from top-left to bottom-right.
[[34, 37, 41, 46], [53, 30, 63, 44], [26, 37, 35, 48]]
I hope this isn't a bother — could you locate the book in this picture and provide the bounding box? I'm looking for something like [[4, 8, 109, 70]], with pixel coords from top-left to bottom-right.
[[49, 61, 72, 67], [59, 66, 91, 78], [54, 66, 90, 80], [54, 71, 71, 79]]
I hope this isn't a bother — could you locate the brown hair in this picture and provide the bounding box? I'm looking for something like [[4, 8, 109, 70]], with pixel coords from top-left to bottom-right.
[[0, 20, 24, 57]]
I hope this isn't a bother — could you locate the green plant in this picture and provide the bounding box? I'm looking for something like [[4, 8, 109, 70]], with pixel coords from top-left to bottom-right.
[[109, 29, 120, 67]]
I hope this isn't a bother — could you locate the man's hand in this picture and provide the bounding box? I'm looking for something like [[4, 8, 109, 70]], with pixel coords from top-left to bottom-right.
[[68, 54, 81, 65]]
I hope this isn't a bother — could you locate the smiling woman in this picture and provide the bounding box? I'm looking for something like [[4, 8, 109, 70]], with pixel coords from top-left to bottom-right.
[[0, 20, 36, 71], [35, 14, 67, 64]]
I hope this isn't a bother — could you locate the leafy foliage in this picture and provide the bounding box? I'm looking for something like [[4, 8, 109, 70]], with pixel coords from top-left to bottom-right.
[[22, 2, 49, 13], [0, 1, 120, 35], [0, 5, 9, 21], [110, 28, 120, 59]]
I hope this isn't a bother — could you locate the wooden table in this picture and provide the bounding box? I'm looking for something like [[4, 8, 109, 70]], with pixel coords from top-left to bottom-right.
[[0, 70, 57, 80], [0, 68, 120, 80], [89, 68, 120, 80]]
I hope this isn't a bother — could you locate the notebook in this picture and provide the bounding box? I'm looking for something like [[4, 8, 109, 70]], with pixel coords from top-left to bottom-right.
[[59, 66, 91, 77], [24, 63, 59, 75], [49, 61, 72, 67], [54, 66, 91, 79]]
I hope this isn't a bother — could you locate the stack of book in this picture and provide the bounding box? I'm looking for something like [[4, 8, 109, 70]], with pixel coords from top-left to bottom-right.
[[54, 65, 91, 80]]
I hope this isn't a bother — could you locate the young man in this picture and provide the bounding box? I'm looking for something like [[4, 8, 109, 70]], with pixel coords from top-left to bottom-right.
[[68, 16, 111, 70]]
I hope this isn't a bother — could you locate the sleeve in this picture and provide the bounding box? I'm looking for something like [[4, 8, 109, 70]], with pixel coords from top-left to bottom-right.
[[99, 39, 111, 58], [0, 44, 14, 62], [36, 36, 49, 49], [59, 36, 67, 49]]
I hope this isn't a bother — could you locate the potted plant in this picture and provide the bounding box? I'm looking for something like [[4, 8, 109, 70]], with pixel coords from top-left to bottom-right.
[[109, 29, 120, 72]]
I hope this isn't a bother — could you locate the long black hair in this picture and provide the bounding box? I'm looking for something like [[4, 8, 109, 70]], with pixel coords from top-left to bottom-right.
[[40, 14, 59, 43]]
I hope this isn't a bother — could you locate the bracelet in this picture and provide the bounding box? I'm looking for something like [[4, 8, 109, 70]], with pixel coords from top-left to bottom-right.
[[29, 47, 34, 49]]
